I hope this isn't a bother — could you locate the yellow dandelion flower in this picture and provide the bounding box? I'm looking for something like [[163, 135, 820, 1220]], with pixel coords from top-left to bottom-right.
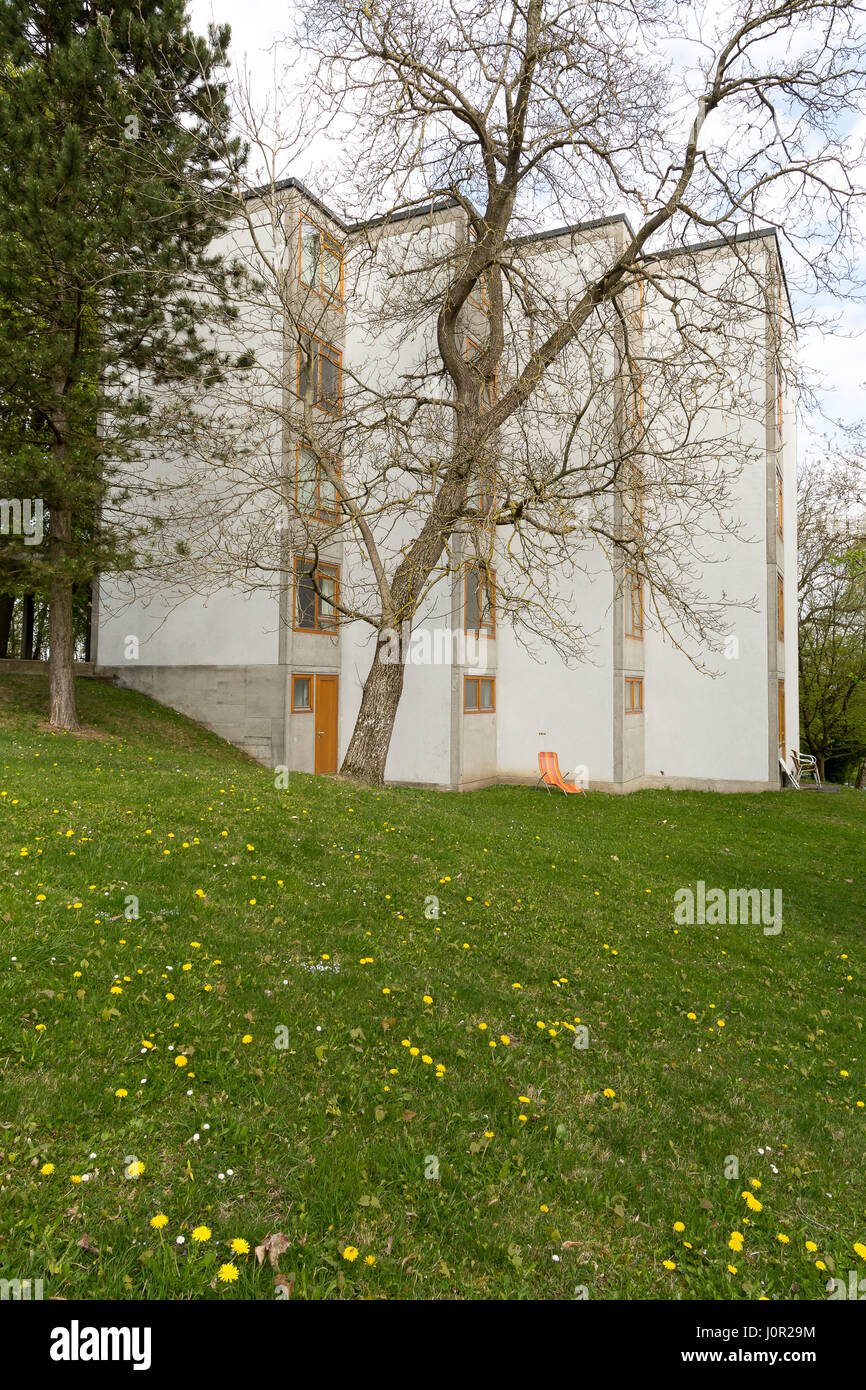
[[218, 1263, 239, 1283], [40, 1163, 55, 1176], [191, 1226, 211, 1243], [342, 1245, 359, 1262], [150, 1214, 168, 1230]]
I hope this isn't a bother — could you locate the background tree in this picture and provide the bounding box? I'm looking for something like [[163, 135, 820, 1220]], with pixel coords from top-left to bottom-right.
[[0, 0, 246, 727], [798, 455, 866, 784]]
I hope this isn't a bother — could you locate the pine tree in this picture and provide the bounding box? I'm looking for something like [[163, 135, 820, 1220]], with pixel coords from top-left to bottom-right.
[[0, 1, 245, 726]]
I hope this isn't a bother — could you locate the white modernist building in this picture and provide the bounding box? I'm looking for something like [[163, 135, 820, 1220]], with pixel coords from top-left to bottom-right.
[[94, 180, 799, 792]]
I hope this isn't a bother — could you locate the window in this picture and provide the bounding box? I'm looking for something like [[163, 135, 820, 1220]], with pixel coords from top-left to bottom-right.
[[778, 678, 786, 756], [466, 338, 497, 411], [628, 278, 644, 331], [775, 363, 783, 441], [296, 444, 340, 521], [477, 453, 497, 512], [776, 466, 784, 538], [464, 676, 495, 712], [467, 271, 487, 311], [299, 214, 343, 307], [297, 332, 342, 414], [777, 572, 784, 642], [625, 676, 644, 714], [466, 223, 488, 310], [292, 674, 313, 712], [465, 562, 496, 636], [624, 569, 643, 639], [622, 463, 644, 538], [294, 558, 339, 632], [626, 369, 643, 428]]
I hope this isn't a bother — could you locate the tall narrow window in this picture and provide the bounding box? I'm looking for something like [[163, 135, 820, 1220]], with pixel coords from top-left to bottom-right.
[[625, 676, 644, 714], [776, 466, 784, 538], [626, 370, 643, 429], [625, 570, 643, 639], [464, 676, 495, 712], [466, 339, 497, 412], [775, 363, 783, 441], [622, 464, 644, 538], [298, 333, 342, 414], [477, 454, 496, 512], [294, 558, 339, 632], [777, 573, 784, 642], [465, 562, 496, 636], [299, 214, 343, 307], [296, 444, 339, 521], [778, 679, 786, 756]]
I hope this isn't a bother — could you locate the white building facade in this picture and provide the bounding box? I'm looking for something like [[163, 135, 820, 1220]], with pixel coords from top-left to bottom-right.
[[94, 181, 799, 793]]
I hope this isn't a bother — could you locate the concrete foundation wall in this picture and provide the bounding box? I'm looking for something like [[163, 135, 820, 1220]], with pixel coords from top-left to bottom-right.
[[97, 664, 288, 767]]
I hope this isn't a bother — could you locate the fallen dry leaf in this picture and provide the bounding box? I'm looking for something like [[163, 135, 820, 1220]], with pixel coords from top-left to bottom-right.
[[255, 1232, 291, 1268]]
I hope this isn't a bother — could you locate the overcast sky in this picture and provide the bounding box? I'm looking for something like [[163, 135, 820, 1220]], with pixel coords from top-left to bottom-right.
[[188, 0, 865, 452]]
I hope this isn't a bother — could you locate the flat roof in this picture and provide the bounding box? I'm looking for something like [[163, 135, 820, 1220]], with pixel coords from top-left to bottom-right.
[[245, 177, 793, 324]]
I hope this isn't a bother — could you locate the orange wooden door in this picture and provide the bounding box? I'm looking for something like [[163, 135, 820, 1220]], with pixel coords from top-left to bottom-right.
[[314, 675, 339, 773]]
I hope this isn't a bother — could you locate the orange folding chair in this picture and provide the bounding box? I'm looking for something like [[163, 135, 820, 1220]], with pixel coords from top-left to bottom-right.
[[536, 751, 585, 795]]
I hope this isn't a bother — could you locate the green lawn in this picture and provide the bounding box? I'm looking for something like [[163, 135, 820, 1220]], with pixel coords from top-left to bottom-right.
[[1, 673, 864, 1301]]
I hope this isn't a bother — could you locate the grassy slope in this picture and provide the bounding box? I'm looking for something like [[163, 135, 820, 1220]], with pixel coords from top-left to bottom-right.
[[0, 673, 864, 1301]]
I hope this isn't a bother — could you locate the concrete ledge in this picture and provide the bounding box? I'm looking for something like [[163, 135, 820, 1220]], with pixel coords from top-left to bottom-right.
[[453, 772, 778, 794], [0, 659, 100, 676]]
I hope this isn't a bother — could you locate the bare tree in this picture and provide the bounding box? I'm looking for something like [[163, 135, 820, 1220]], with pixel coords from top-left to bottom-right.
[[798, 453, 866, 781], [137, 0, 866, 784]]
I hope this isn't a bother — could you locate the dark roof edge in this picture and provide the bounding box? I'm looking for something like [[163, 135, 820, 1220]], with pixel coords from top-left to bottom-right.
[[243, 175, 459, 233], [243, 179, 794, 328], [644, 226, 795, 331]]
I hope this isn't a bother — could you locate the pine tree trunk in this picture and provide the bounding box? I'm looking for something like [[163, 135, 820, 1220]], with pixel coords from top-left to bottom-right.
[[340, 640, 407, 784], [0, 595, 13, 657], [48, 506, 79, 730]]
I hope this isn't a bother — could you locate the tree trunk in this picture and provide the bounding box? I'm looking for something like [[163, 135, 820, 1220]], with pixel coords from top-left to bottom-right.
[[0, 595, 13, 657], [340, 639, 406, 784], [48, 506, 79, 730], [22, 594, 35, 659], [817, 753, 825, 782], [855, 757, 866, 790]]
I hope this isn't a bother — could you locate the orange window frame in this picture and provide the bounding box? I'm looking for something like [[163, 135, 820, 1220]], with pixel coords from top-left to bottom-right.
[[296, 443, 341, 521], [466, 338, 497, 412], [778, 678, 786, 755], [291, 673, 314, 712], [297, 333, 342, 415], [776, 466, 784, 537], [293, 557, 340, 634], [298, 212, 344, 309], [625, 676, 644, 714], [464, 562, 496, 637], [625, 569, 644, 639], [777, 572, 784, 642], [463, 675, 496, 713]]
